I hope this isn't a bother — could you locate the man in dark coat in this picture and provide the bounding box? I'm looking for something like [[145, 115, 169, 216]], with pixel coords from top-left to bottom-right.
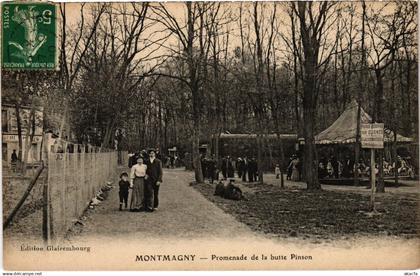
[[252, 158, 259, 182], [207, 155, 216, 184], [128, 152, 139, 168], [251, 158, 259, 182], [11, 149, 18, 172], [237, 158, 243, 178], [287, 155, 294, 180], [201, 156, 208, 180], [253, 159, 259, 182], [221, 157, 227, 179], [248, 158, 255, 182], [226, 156, 234, 178], [145, 149, 163, 212], [242, 157, 249, 182], [342, 155, 352, 178]]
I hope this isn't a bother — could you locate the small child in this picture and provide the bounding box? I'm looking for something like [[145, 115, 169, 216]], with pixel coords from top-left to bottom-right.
[[119, 172, 130, 211], [275, 164, 281, 179]]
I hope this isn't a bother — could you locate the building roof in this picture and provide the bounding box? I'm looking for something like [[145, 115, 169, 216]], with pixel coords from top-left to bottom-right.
[[315, 100, 413, 144]]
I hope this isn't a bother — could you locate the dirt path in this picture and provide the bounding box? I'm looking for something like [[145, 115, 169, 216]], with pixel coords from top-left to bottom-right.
[[5, 168, 418, 270], [68, 168, 264, 242]]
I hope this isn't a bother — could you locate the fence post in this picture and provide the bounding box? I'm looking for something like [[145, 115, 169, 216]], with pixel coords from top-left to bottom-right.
[[62, 151, 67, 237], [81, 147, 85, 207], [93, 151, 96, 196], [74, 150, 78, 220], [42, 133, 50, 244], [109, 152, 112, 180]]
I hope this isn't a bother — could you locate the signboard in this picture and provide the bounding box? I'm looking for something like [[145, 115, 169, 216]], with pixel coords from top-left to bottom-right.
[[2, 3, 57, 69], [2, 134, 19, 142], [2, 134, 42, 143], [361, 123, 384, 149]]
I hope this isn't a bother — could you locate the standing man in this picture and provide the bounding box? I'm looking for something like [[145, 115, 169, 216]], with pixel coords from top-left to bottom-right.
[[145, 149, 163, 212], [11, 149, 18, 172], [248, 158, 254, 182], [207, 155, 216, 184], [227, 156, 234, 178], [221, 156, 227, 179], [249, 157, 258, 182], [237, 157, 243, 179], [201, 156, 208, 180], [242, 156, 248, 182]]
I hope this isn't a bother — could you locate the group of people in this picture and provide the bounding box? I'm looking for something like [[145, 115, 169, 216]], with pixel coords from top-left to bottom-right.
[[317, 154, 415, 179], [164, 155, 179, 168], [286, 154, 302, 181], [236, 157, 259, 182], [200, 155, 260, 183], [201, 156, 218, 183], [318, 155, 349, 179], [119, 149, 163, 212]]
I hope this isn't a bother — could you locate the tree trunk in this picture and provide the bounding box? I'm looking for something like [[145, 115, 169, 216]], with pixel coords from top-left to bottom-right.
[[354, 1, 366, 186], [276, 133, 285, 188], [405, 60, 412, 136], [215, 132, 220, 160], [192, 132, 203, 183], [15, 104, 23, 172], [186, 2, 203, 183], [333, 54, 339, 117], [393, 132, 399, 187], [257, 134, 264, 183], [101, 119, 116, 151], [374, 69, 385, 193], [303, 106, 320, 189], [301, 38, 320, 189], [22, 107, 36, 175]]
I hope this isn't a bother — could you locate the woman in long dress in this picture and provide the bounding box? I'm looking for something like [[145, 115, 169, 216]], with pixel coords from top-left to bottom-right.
[[290, 157, 300, 181], [130, 157, 147, 211]]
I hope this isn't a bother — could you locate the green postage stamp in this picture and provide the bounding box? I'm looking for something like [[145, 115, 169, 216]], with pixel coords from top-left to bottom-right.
[[2, 2, 57, 69]]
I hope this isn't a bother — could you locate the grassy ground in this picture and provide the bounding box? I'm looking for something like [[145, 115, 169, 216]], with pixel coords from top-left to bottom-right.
[[2, 174, 46, 241], [192, 176, 419, 241], [2, 173, 46, 219]]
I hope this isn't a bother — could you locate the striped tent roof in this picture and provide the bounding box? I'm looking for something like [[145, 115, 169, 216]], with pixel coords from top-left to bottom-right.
[[315, 100, 412, 145]]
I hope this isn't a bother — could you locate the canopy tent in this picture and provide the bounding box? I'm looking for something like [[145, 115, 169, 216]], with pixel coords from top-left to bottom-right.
[[315, 100, 413, 145], [219, 133, 297, 140]]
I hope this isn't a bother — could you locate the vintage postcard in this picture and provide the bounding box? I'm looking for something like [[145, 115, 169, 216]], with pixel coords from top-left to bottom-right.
[[1, 1, 419, 271]]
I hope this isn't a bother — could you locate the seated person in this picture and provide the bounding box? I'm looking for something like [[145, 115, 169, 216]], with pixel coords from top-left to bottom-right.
[[214, 179, 243, 200]]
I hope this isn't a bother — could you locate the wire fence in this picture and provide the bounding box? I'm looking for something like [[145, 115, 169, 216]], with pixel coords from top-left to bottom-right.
[[47, 150, 122, 239]]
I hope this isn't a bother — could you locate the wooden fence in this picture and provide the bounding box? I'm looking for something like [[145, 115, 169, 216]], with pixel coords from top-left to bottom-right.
[[46, 150, 121, 240]]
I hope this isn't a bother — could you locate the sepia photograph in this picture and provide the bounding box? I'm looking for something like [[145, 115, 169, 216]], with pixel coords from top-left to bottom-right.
[[1, 0, 419, 271]]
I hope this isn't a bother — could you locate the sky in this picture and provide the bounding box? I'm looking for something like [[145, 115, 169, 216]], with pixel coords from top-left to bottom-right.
[[58, 2, 417, 69]]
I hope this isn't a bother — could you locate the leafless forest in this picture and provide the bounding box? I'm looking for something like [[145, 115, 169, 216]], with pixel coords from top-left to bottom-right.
[[2, 1, 418, 190]]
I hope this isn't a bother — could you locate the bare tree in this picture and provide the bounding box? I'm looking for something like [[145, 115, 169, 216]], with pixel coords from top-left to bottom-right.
[[151, 3, 209, 182], [365, 1, 417, 192], [291, 2, 337, 190], [57, 3, 106, 141], [354, 0, 367, 186]]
